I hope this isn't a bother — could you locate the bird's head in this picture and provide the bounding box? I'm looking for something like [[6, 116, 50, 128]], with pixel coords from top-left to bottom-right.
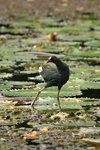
[[47, 56, 58, 63]]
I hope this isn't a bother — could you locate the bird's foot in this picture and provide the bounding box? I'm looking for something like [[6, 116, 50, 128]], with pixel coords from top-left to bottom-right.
[[56, 109, 62, 113], [59, 108, 62, 112], [57, 110, 62, 113], [31, 106, 37, 111], [31, 104, 37, 111]]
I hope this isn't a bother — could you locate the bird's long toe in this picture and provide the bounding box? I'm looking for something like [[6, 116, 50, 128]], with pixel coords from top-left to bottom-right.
[[31, 105, 37, 111], [31, 103, 36, 111]]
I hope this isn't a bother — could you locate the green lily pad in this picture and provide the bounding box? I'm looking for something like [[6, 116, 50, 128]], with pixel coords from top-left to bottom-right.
[[70, 73, 100, 81], [35, 97, 99, 111], [8, 81, 35, 88], [32, 121, 95, 129], [85, 40, 100, 47], [82, 138, 100, 145], [66, 44, 100, 57], [32, 45, 64, 53], [20, 70, 39, 74], [0, 84, 12, 91], [1, 52, 37, 61], [0, 73, 13, 79], [82, 57, 100, 65], [0, 66, 11, 72], [37, 26, 81, 33], [0, 44, 33, 53], [0, 61, 15, 67], [76, 20, 97, 28], [68, 79, 100, 90], [57, 32, 100, 42], [79, 127, 100, 134], [70, 65, 100, 81], [1, 82, 82, 97]]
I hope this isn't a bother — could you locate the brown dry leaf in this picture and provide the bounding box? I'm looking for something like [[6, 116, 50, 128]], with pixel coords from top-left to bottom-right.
[[67, 81, 72, 83], [62, 98, 68, 101], [76, 99, 81, 103], [1, 138, 6, 141], [26, 131, 37, 137], [77, 7, 84, 11], [76, 78, 78, 80], [5, 100, 12, 104], [81, 72, 88, 74], [32, 131, 37, 137], [33, 43, 45, 49], [56, 112, 69, 117], [43, 32, 57, 41], [75, 85, 80, 89], [71, 98, 76, 100], [34, 87, 40, 90], [25, 134, 33, 137], [0, 35, 4, 39], [95, 107, 100, 110], [95, 70, 100, 73], [70, 98, 81, 102], [10, 106, 14, 109], [40, 127, 48, 132], [51, 112, 69, 120], [69, 86, 73, 88], [62, 98, 81, 102], [22, 85, 26, 88]]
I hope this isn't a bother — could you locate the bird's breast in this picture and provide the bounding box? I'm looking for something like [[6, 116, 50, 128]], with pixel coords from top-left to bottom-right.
[[58, 71, 69, 83]]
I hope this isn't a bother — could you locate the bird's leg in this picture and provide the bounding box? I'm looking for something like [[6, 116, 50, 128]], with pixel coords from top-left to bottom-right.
[[31, 87, 45, 110], [57, 89, 61, 112]]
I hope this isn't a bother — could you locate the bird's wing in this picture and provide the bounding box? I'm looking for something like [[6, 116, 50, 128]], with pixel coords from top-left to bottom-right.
[[39, 66, 58, 82]]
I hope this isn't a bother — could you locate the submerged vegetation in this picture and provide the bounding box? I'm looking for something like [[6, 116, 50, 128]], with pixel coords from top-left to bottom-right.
[[0, 0, 100, 149]]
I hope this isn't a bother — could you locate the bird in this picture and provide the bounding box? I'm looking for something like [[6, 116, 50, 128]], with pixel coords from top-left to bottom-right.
[[31, 56, 70, 112]]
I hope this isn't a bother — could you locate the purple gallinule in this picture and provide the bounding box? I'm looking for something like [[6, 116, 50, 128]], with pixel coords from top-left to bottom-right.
[[31, 56, 70, 111]]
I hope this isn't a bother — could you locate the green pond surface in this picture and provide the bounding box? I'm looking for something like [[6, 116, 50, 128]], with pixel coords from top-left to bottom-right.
[[0, 4, 100, 149]]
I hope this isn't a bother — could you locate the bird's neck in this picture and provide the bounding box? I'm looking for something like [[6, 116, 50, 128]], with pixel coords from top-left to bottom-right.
[[54, 60, 65, 71]]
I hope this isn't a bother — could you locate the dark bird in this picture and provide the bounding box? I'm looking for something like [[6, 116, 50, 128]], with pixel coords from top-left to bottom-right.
[[31, 56, 70, 112]]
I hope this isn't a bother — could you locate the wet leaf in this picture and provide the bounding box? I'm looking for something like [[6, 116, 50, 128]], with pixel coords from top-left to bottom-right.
[[82, 138, 100, 145]]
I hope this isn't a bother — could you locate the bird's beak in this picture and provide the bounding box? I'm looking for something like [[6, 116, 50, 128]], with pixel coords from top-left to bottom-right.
[[47, 57, 51, 63], [47, 59, 50, 63]]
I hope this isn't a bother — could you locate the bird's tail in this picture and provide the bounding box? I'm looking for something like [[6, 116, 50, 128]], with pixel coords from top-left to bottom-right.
[[39, 66, 46, 78]]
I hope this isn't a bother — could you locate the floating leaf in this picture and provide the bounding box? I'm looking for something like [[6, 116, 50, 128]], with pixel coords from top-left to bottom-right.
[[1, 82, 82, 97], [85, 40, 100, 47], [8, 81, 35, 88], [82, 138, 100, 145], [0, 73, 13, 79], [79, 127, 100, 134], [0, 84, 12, 91]]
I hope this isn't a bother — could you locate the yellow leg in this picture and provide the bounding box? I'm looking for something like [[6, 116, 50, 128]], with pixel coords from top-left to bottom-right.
[[31, 87, 45, 110], [57, 90, 61, 112]]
